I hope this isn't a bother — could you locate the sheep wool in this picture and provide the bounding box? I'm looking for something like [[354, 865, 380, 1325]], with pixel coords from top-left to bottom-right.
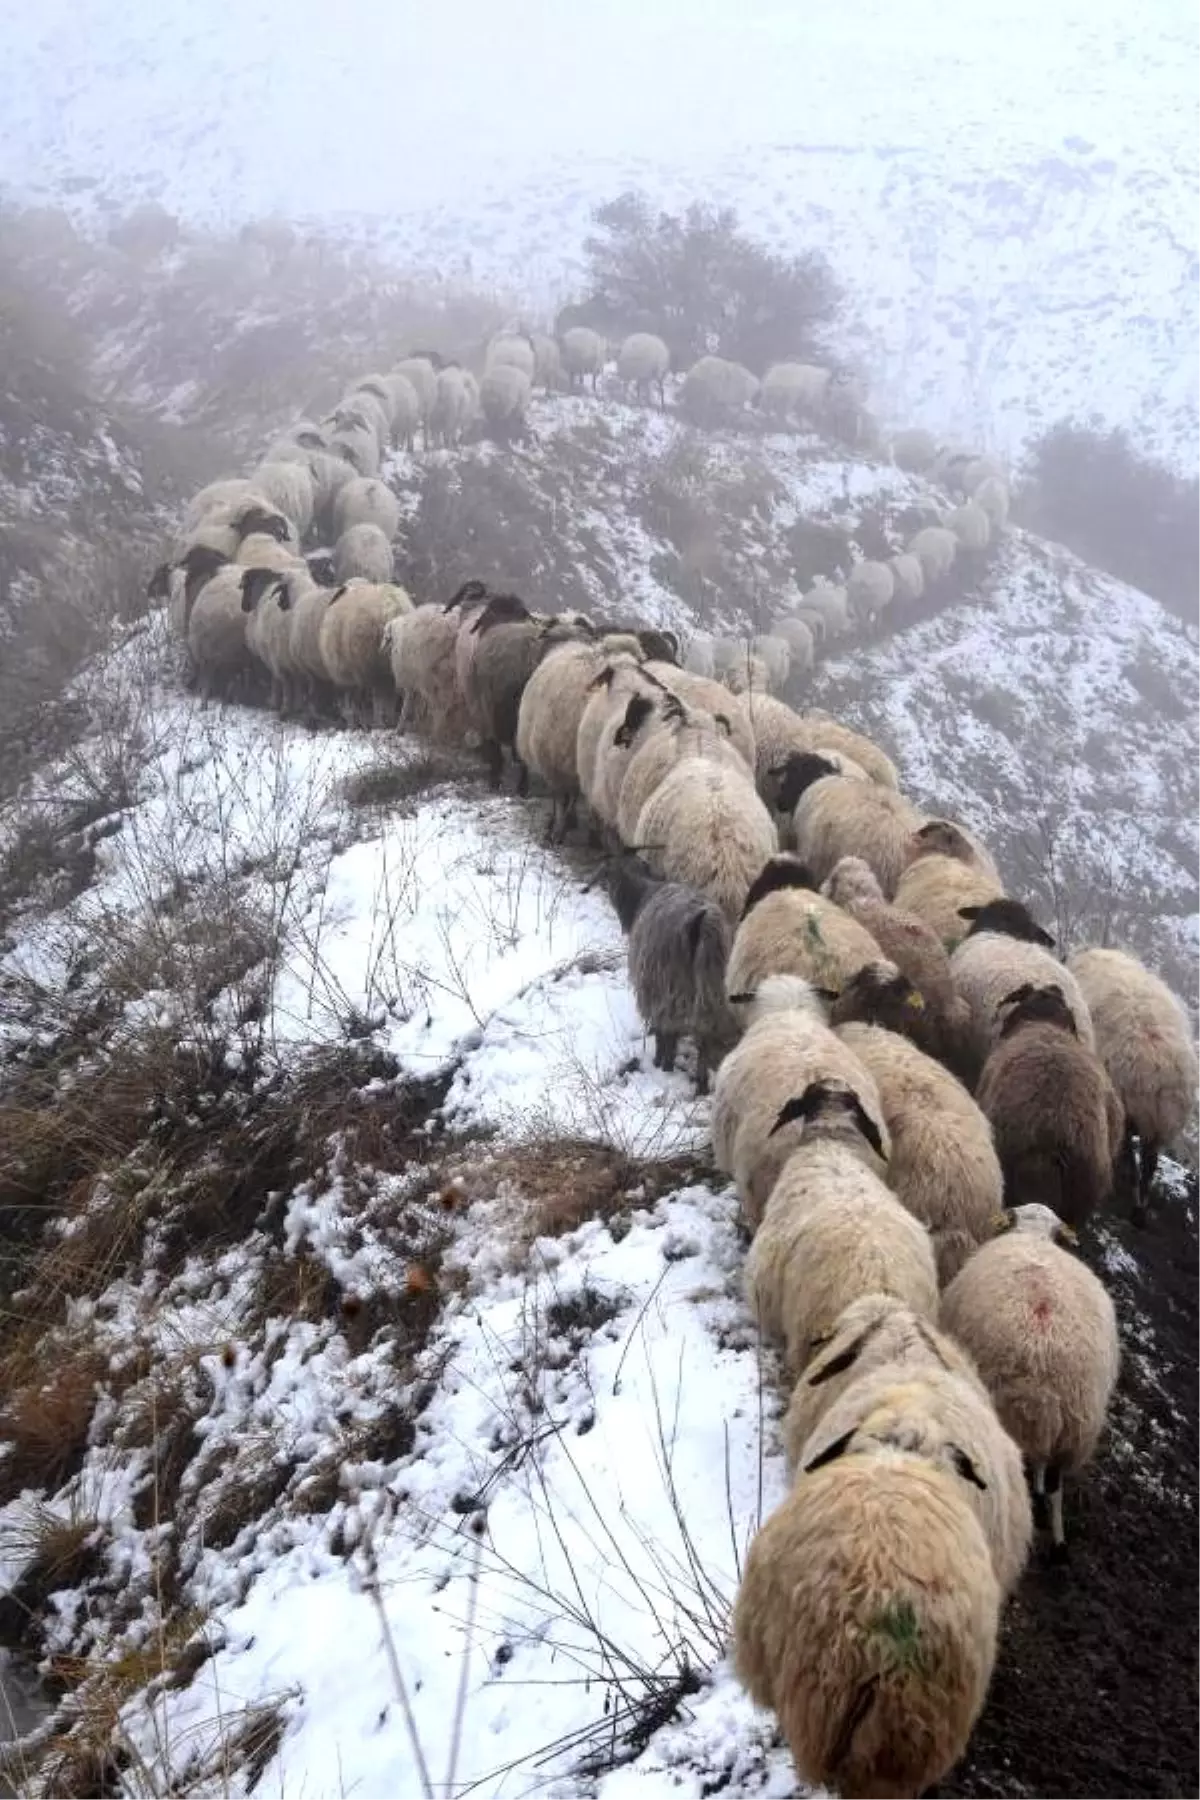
[[950, 899, 1095, 1067], [759, 360, 830, 425], [940, 1203, 1120, 1550], [641, 662, 756, 770], [186, 564, 251, 698], [893, 851, 1004, 953], [908, 524, 958, 583], [334, 523, 394, 586], [887, 550, 925, 605], [560, 327, 607, 392], [946, 500, 992, 552], [796, 1365, 1032, 1597], [633, 758, 777, 925], [480, 363, 532, 435], [616, 332, 670, 403], [250, 460, 315, 537], [734, 1452, 998, 1800], [318, 580, 413, 724], [846, 559, 895, 627], [780, 755, 925, 896], [680, 356, 759, 426], [334, 477, 401, 542], [726, 858, 885, 1000], [614, 703, 746, 848]]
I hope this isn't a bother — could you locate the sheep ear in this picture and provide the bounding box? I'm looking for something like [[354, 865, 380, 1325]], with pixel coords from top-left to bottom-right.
[[807, 1319, 884, 1387], [949, 1446, 988, 1490], [726, 991, 755, 1005], [814, 986, 838, 1004], [846, 1097, 886, 1162], [802, 1429, 858, 1474], [768, 1083, 828, 1137], [1000, 983, 1034, 1007], [328, 584, 351, 607], [1055, 1220, 1079, 1249], [586, 665, 616, 692], [714, 712, 732, 736], [1033, 923, 1057, 949], [957, 905, 981, 921], [990, 1211, 1016, 1236]]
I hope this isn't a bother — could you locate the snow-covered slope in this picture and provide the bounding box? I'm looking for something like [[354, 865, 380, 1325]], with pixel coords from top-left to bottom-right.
[[1, 0, 1196, 462]]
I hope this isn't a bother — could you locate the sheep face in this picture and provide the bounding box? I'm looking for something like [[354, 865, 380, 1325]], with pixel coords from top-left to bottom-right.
[[994, 1202, 1078, 1247], [958, 897, 1054, 948]]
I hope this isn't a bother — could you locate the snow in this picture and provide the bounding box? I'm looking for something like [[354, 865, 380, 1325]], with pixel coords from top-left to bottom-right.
[[0, 0, 1195, 462]]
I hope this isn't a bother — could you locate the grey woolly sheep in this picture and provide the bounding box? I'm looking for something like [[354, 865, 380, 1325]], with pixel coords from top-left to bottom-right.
[[640, 662, 756, 770], [846, 560, 895, 629], [334, 522, 394, 586], [560, 326, 607, 393], [733, 1452, 998, 1800], [334, 476, 401, 542], [759, 361, 829, 426], [725, 855, 885, 1003], [950, 897, 1094, 1072], [486, 332, 537, 379], [605, 854, 736, 1091], [530, 333, 562, 392], [429, 366, 474, 448], [887, 550, 925, 606], [318, 580, 413, 726], [796, 1363, 1032, 1597], [680, 355, 759, 427], [744, 1081, 934, 1369], [634, 758, 777, 924], [973, 983, 1124, 1229], [752, 633, 793, 692], [250, 460, 316, 537], [465, 594, 572, 789], [945, 500, 992, 552], [1067, 946, 1198, 1208], [777, 751, 925, 896], [356, 373, 422, 451], [823, 855, 969, 1066], [782, 1294, 983, 1474], [941, 1202, 1120, 1551], [480, 363, 533, 438], [972, 475, 1010, 532], [836, 1019, 1003, 1283], [890, 426, 939, 473], [907, 524, 958, 583], [614, 694, 746, 847], [767, 615, 816, 678], [712, 977, 888, 1230], [616, 332, 670, 404]]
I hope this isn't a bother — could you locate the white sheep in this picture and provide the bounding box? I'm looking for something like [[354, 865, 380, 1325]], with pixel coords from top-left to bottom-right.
[[616, 333, 670, 405], [486, 332, 537, 380], [940, 1203, 1121, 1552], [640, 662, 755, 771], [186, 563, 252, 700], [747, 694, 895, 796], [893, 844, 1004, 954], [949, 897, 1094, 1071], [614, 697, 747, 848], [798, 582, 850, 639], [392, 357, 439, 427], [759, 361, 829, 426], [634, 757, 777, 924], [846, 559, 895, 629], [333, 477, 401, 542], [516, 639, 615, 839], [767, 615, 816, 679], [973, 474, 1011, 532], [327, 425, 381, 479], [318, 580, 413, 726], [907, 524, 958, 583], [334, 522, 394, 586], [560, 326, 607, 393], [778, 752, 925, 896], [1067, 946, 1199, 1208], [249, 460, 315, 538], [387, 582, 486, 744], [725, 856, 885, 1003], [680, 356, 760, 427], [945, 500, 992, 553], [889, 426, 939, 473], [887, 550, 925, 605], [429, 366, 474, 449], [480, 363, 532, 439]]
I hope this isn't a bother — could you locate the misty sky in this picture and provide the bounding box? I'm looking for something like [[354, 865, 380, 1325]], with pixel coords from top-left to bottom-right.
[[1, 0, 1196, 219]]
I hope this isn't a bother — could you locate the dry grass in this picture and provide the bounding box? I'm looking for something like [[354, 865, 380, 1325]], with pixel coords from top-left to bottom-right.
[[0, 1345, 110, 1506], [342, 747, 471, 812]]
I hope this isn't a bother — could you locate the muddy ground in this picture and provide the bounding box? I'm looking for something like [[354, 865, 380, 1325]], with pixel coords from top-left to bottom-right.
[[953, 1176, 1198, 1799]]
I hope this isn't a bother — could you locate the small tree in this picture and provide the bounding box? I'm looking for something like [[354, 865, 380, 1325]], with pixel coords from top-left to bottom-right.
[[569, 191, 842, 373]]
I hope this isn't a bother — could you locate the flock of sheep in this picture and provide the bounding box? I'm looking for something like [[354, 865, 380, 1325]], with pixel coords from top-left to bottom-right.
[[145, 338, 1197, 1800]]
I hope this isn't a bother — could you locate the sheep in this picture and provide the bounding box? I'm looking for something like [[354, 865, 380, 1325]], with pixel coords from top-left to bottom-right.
[[334, 522, 394, 586], [974, 983, 1124, 1229], [586, 683, 667, 832], [560, 326, 607, 393], [795, 1364, 1032, 1598], [751, 634, 792, 692], [680, 356, 759, 427], [356, 373, 423, 451], [972, 474, 1010, 532], [576, 658, 658, 812], [186, 562, 253, 701], [480, 363, 532, 440], [429, 366, 473, 449], [516, 639, 635, 838], [486, 332, 537, 380], [960, 454, 1006, 495], [530, 333, 562, 392], [725, 855, 885, 1003], [945, 500, 992, 553], [234, 532, 303, 573], [767, 615, 815, 679], [249, 460, 315, 537], [318, 580, 413, 726], [634, 758, 777, 926], [733, 1450, 999, 1800], [893, 836, 1005, 953], [1067, 946, 1198, 1209], [327, 425, 381, 479], [889, 426, 939, 473], [335, 391, 391, 455], [387, 581, 486, 744], [940, 1202, 1120, 1552], [182, 478, 256, 532], [616, 332, 670, 405], [905, 816, 1000, 884], [758, 360, 830, 427], [176, 496, 298, 564], [782, 1294, 984, 1476], [604, 854, 736, 1091], [777, 752, 925, 896], [907, 524, 958, 583], [463, 592, 562, 788], [173, 545, 234, 635], [712, 975, 888, 1230], [241, 567, 298, 713], [717, 645, 771, 697], [798, 582, 850, 638], [748, 694, 895, 795], [282, 568, 337, 716], [823, 856, 969, 1066], [835, 1018, 1003, 1283], [887, 550, 925, 607], [846, 560, 895, 630], [614, 694, 746, 848], [304, 448, 359, 524], [950, 896, 1095, 1073], [744, 1081, 935, 1367], [640, 663, 755, 770], [392, 357, 439, 427], [334, 477, 401, 542]]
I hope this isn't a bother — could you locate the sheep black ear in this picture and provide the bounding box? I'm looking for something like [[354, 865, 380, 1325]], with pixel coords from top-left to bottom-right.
[[1000, 983, 1035, 1007], [814, 986, 838, 1004], [714, 712, 733, 736], [846, 1097, 886, 1162], [1032, 922, 1056, 949], [586, 664, 616, 692], [807, 1320, 884, 1387], [802, 1428, 858, 1474], [726, 991, 755, 1005], [774, 750, 840, 814], [957, 905, 982, 921], [614, 692, 655, 747], [740, 856, 816, 919], [327, 584, 351, 607], [949, 1446, 988, 1490], [147, 562, 171, 598], [768, 1083, 829, 1137]]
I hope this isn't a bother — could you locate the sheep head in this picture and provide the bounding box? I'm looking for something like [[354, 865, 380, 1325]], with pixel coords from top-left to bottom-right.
[[959, 897, 1054, 948], [829, 960, 925, 1035], [739, 855, 818, 920], [773, 749, 842, 814], [767, 1079, 886, 1164], [995, 982, 1076, 1038]]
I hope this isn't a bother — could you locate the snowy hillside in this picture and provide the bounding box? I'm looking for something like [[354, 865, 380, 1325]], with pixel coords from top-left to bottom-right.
[[0, 371, 1196, 1796], [1, 0, 1197, 462]]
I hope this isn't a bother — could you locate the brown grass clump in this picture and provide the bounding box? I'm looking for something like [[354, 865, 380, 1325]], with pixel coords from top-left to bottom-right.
[[342, 747, 471, 811], [0, 1344, 109, 1505]]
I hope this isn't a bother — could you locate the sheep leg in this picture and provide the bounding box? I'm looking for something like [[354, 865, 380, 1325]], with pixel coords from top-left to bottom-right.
[[1045, 1465, 1067, 1559], [482, 739, 504, 790], [694, 1045, 712, 1096], [562, 793, 579, 839], [654, 1032, 678, 1073], [1137, 1138, 1160, 1213], [514, 755, 530, 798], [1029, 1461, 1049, 1530]]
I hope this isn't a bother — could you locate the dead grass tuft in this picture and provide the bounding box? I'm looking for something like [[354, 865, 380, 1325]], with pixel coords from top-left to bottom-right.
[[0, 1345, 109, 1505], [342, 747, 471, 811], [0, 1508, 103, 1649]]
